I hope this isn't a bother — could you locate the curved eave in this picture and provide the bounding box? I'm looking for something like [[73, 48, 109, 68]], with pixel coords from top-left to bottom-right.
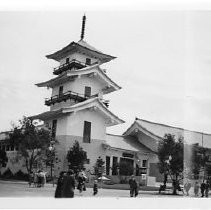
[[36, 63, 122, 91], [96, 100, 125, 126], [46, 41, 116, 63], [67, 65, 122, 93], [35, 75, 77, 88], [97, 67, 122, 92], [63, 98, 125, 127], [29, 109, 67, 121]]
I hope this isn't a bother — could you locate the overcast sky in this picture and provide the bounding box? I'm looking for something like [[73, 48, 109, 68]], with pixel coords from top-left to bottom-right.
[[1, 11, 211, 138]]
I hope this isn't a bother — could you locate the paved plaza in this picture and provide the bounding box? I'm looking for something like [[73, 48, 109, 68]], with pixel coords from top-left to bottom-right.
[[1, 180, 210, 209], [0, 180, 187, 198]]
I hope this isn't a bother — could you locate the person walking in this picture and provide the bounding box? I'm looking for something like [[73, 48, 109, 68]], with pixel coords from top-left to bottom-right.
[[28, 171, 33, 187], [194, 181, 200, 197], [184, 181, 191, 196], [93, 180, 98, 196], [62, 170, 75, 198], [37, 170, 42, 188], [201, 180, 206, 197], [205, 180, 210, 198], [40, 171, 46, 187], [77, 172, 84, 193], [128, 175, 138, 197], [33, 172, 38, 188], [55, 171, 65, 198]]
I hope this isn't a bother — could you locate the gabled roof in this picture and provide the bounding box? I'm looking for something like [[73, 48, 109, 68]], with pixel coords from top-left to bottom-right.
[[35, 64, 121, 94], [46, 40, 116, 63], [104, 134, 155, 154], [30, 98, 124, 127], [124, 117, 211, 148]]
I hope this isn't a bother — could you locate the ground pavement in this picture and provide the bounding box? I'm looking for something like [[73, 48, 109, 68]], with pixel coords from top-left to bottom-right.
[[0, 180, 186, 198]]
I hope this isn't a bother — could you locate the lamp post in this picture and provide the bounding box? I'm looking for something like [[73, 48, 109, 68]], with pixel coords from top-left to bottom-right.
[[48, 140, 55, 183]]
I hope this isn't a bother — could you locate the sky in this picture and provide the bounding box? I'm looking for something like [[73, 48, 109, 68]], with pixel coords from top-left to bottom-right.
[[1, 10, 211, 141]]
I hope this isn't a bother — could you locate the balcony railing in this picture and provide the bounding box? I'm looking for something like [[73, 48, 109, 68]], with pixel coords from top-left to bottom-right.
[[45, 91, 110, 107], [45, 91, 88, 106], [53, 59, 89, 75]]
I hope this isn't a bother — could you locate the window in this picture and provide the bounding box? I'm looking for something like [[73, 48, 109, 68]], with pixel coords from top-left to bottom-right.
[[59, 86, 63, 97], [84, 86, 91, 97], [52, 120, 57, 138], [2, 145, 5, 151], [112, 156, 118, 175], [85, 58, 91, 65], [11, 145, 14, 151], [83, 121, 91, 143], [106, 156, 110, 175], [66, 57, 70, 63], [142, 160, 147, 167]]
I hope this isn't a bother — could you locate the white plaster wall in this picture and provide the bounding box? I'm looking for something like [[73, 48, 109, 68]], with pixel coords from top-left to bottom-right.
[[55, 135, 107, 173], [51, 77, 104, 98], [50, 100, 75, 111], [56, 116, 68, 136], [60, 52, 98, 65], [66, 110, 106, 141], [71, 77, 104, 96]]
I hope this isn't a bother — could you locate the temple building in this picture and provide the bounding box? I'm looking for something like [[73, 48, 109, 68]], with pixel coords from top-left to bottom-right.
[[2, 15, 211, 186]]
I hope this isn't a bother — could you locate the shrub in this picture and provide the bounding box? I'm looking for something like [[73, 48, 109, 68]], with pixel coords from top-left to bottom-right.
[[120, 178, 128, 184], [2, 168, 14, 179], [14, 170, 29, 181]]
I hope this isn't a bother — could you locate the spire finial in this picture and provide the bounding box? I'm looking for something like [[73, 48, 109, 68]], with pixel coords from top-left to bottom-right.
[[80, 14, 86, 40]]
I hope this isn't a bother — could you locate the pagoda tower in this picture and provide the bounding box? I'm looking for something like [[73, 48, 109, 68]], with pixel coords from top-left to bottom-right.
[[31, 15, 124, 174]]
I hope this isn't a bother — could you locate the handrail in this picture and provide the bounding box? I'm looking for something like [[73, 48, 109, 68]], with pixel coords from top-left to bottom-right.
[[53, 59, 89, 72], [45, 90, 90, 102], [44, 91, 110, 107]]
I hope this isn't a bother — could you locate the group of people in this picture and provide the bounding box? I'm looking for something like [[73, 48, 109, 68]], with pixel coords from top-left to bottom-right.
[[55, 169, 99, 198], [55, 170, 76, 198], [29, 170, 47, 188], [184, 180, 210, 197]]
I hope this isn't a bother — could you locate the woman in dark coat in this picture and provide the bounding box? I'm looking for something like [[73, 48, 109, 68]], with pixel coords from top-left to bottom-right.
[[55, 171, 65, 198], [62, 170, 75, 198]]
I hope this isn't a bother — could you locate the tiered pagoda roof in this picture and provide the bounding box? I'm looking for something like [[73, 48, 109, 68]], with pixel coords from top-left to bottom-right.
[[30, 97, 125, 127], [36, 63, 121, 94], [46, 40, 116, 63]]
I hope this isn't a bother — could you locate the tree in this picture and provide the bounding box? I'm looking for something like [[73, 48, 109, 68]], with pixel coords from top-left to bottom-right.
[[9, 116, 51, 174], [66, 141, 87, 173], [0, 149, 8, 169], [158, 134, 184, 195], [94, 156, 105, 177], [184, 144, 211, 180]]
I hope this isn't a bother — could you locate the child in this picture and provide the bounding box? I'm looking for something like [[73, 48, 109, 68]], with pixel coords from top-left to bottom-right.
[[93, 180, 98, 196]]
